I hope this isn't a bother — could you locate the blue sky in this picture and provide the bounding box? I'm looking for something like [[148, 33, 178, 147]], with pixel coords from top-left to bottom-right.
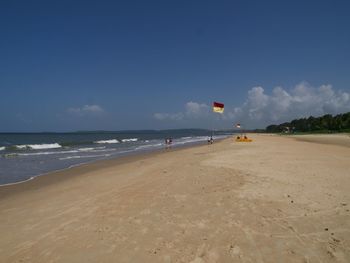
[[1, 0, 350, 131]]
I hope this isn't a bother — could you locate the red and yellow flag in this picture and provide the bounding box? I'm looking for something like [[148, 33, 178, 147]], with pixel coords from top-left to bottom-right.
[[213, 102, 224, 113]]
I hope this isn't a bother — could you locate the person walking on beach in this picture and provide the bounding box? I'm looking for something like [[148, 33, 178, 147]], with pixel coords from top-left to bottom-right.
[[169, 138, 173, 148], [165, 138, 173, 149]]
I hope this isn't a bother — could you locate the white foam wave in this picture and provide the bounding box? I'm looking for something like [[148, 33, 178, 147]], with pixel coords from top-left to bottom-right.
[[78, 147, 95, 152], [115, 149, 135, 154], [173, 136, 208, 145], [135, 143, 162, 150], [59, 154, 111, 160], [94, 139, 119, 144], [0, 146, 5, 151], [0, 176, 35, 187], [16, 143, 62, 150], [18, 150, 79, 156], [15, 145, 27, 149], [175, 135, 228, 146], [90, 148, 116, 153], [121, 138, 138, 142], [77, 147, 110, 152], [17, 148, 115, 156]]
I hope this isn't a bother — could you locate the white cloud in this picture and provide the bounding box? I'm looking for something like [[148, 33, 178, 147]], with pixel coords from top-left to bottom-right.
[[227, 82, 350, 128], [153, 82, 350, 129], [67, 104, 105, 116], [185, 101, 209, 117], [154, 101, 209, 121], [246, 87, 269, 121]]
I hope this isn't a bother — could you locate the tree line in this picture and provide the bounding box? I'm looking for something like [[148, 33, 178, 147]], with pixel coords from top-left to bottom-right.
[[265, 112, 350, 133]]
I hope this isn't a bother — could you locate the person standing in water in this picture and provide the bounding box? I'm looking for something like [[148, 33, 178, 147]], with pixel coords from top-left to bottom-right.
[[165, 138, 173, 149]]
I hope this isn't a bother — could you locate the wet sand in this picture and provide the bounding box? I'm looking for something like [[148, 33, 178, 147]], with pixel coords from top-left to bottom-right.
[[1, 134, 350, 262]]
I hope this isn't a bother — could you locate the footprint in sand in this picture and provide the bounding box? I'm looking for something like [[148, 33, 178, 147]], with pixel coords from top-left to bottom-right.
[[229, 245, 242, 258]]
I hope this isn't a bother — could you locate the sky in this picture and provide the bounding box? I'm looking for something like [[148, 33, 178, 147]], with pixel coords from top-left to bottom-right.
[[0, 0, 350, 132]]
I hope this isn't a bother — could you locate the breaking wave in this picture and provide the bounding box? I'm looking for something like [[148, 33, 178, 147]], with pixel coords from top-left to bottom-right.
[[16, 147, 114, 156], [135, 143, 162, 150], [121, 138, 138, 142], [94, 139, 120, 144], [59, 154, 111, 160], [15, 143, 62, 150]]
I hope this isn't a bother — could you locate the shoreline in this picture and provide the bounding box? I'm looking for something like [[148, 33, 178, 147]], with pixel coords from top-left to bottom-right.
[[0, 136, 229, 188], [0, 138, 223, 198], [1, 133, 348, 192], [1, 134, 349, 262]]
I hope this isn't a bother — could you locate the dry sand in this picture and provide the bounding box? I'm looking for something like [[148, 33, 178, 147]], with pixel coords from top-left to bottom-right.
[[0, 134, 350, 262]]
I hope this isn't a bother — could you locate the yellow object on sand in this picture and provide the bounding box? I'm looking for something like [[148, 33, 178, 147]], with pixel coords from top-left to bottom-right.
[[235, 136, 253, 142]]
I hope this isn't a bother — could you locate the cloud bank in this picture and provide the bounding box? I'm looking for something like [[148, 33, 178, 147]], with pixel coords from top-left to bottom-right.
[[154, 82, 350, 129], [67, 105, 105, 116], [227, 82, 350, 128]]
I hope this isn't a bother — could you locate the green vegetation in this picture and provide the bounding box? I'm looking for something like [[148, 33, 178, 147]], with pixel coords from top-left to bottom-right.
[[266, 112, 350, 133]]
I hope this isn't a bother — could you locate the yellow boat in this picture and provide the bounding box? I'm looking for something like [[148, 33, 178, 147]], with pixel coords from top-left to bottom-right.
[[235, 136, 252, 142]]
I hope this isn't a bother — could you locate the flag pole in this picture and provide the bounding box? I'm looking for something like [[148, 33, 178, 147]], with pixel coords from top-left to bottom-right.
[[211, 102, 217, 140], [212, 101, 224, 141], [235, 123, 242, 138], [212, 109, 214, 138], [211, 102, 213, 140]]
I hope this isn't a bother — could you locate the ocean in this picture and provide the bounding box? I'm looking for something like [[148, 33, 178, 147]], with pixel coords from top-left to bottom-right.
[[0, 130, 233, 185]]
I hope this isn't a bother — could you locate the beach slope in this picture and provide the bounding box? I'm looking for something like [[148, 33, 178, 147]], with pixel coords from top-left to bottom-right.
[[1, 134, 350, 262]]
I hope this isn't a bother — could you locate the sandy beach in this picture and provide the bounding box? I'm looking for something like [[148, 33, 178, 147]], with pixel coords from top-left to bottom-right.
[[0, 134, 350, 262]]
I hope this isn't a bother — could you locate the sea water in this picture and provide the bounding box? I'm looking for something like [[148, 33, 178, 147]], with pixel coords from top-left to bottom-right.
[[0, 130, 232, 185]]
